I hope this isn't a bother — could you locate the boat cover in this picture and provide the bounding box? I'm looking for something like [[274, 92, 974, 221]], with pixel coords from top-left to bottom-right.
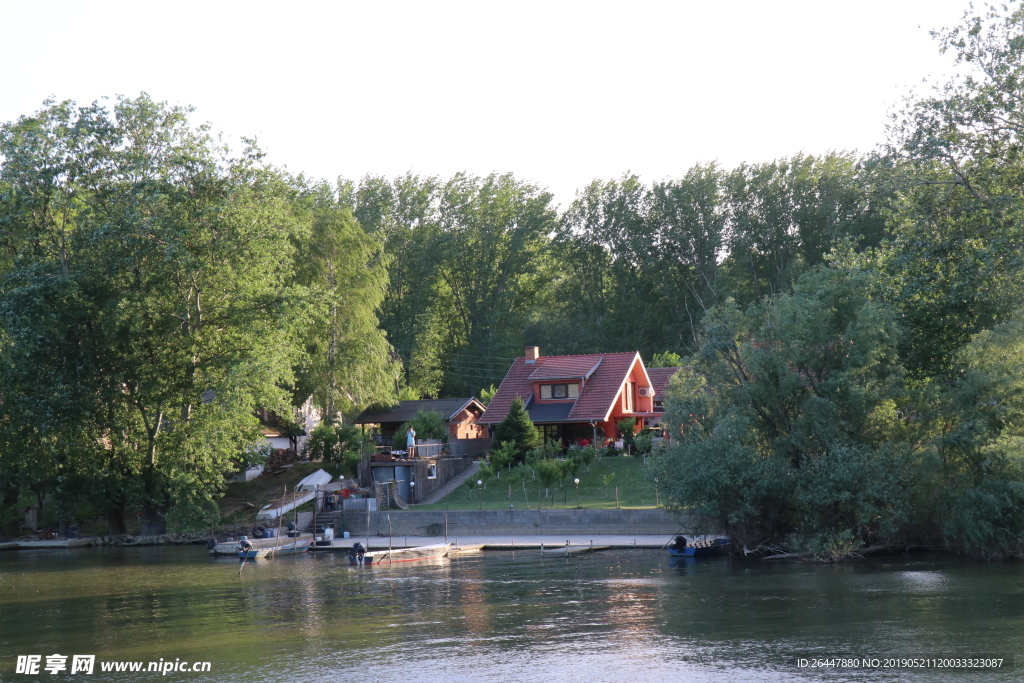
[[296, 468, 333, 492]]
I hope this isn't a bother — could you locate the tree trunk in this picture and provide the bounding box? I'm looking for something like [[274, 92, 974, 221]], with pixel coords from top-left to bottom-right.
[[34, 487, 47, 530], [105, 504, 128, 536], [0, 482, 19, 535], [140, 502, 168, 536]]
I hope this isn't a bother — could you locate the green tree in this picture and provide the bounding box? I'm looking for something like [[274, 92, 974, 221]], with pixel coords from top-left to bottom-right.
[[0, 95, 308, 534], [722, 153, 885, 307], [492, 396, 540, 463], [354, 173, 447, 397], [869, 3, 1024, 377], [489, 440, 516, 472], [291, 180, 399, 420], [936, 310, 1024, 558], [650, 265, 919, 558], [399, 410, 447, 442], [650, 352, 684, 368]]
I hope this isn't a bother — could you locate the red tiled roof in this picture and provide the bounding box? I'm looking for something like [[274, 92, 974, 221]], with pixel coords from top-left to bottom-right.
[[647, 367, 683, 399], [527, 356, 602, 381], [479, 352, 645, 424], [567, 353, 642, 421], [478, 357, 538, 425]]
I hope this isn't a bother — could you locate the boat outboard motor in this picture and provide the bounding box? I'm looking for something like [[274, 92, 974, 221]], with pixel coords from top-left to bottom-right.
[[239, 539, 253, 551], [347, 542, 367, 566], [671, 536, 687, 551]]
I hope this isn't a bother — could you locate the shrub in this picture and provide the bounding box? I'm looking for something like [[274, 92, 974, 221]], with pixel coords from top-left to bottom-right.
[[493, 397, 540, 463], [490, 441, 516, 473]]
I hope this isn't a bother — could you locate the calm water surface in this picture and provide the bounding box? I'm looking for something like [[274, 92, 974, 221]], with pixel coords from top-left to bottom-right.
[[0, 546, 1021, 682]]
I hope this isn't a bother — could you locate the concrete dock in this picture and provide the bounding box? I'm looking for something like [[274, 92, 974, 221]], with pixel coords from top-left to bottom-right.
[[308, 533, 679, 551]]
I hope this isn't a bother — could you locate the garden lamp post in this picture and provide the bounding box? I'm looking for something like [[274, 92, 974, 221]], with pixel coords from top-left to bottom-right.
[[409, 480, 415, 505], [654, 477, 659, 507], [477, 479, 483, 511], [574, 478, 580, 508]]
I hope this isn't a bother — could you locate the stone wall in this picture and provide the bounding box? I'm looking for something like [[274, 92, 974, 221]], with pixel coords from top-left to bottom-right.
[[317, 508, 693, 537]]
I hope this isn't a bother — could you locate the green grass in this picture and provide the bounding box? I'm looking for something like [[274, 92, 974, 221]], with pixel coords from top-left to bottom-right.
[[414, 455, 662, 511]]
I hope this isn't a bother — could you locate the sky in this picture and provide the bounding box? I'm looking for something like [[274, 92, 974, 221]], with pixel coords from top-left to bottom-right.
[[1, 0, 974, 208]]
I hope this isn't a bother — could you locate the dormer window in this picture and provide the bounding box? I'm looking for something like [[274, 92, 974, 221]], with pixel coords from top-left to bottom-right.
[[540, 383, 579, 400]]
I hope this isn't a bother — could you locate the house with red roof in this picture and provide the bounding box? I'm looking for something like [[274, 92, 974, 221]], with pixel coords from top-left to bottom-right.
[[479, 346, 681, 445]]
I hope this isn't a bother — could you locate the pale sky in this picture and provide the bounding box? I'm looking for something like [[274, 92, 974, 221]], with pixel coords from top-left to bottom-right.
[[2, 1, 972, 208]]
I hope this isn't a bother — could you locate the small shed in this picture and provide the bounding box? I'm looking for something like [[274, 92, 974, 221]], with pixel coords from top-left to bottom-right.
[[354, 398, 488, 447]]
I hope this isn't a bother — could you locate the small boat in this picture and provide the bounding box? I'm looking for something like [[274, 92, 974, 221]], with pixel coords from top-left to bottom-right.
[[353, 542, 451, 565], [540, 544, 610, 557], [273, 539, 313, 556], [237, 546, 274, 560], [667, 536, 730, 558], [17, 538, 94, 549]]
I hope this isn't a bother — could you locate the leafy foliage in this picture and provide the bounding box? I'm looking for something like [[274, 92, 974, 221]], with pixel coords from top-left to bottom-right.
[[398, 410, 447, 442], [650, 266, 919, 556], [492, 397, 540, 463]]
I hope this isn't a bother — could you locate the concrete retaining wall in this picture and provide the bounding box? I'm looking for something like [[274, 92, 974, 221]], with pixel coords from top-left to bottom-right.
[[317, 508, 693, 537]]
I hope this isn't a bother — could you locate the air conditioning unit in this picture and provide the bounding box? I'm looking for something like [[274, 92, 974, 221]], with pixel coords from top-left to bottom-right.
[[638, 387, 654, 397]]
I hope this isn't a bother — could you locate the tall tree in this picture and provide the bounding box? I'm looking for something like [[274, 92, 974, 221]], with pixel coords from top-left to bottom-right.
[[0, 95, 307, 533], [292, 180, 399, 420], [353, 173, 446, 396], [869, 3, 1024, 376]]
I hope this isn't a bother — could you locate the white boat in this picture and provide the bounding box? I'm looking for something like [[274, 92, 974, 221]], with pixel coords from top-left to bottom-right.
[[357, 542, 451, 565], [18, 538, 94, 549], [255, 491, 317, 520], [273, 538, 313, 556], [209, 533, 312, 555], [540, 544, 609, 557]]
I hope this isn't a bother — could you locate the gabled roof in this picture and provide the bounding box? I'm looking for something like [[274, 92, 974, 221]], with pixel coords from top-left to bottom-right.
[[479, 352, 645, 424], [355, 398, 485, 425]]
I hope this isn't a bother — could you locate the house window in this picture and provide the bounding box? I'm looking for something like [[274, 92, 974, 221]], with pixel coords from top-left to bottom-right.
[[427, 464, 437, 479], [541, 424, 560, 444], [623, 382, 634, 412], [540, 383, 579, 400]]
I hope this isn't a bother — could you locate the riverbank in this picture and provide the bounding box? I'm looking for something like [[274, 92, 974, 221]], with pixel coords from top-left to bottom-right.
[[308, 533, 681, 551], [314, 507, 694, 537]]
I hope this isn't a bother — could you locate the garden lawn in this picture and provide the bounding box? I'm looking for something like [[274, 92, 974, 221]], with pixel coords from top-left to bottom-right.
[[414, 454, 661, 511]]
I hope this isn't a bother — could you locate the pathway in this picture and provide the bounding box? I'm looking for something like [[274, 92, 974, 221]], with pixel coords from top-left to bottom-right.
[[414, 460, 481, 505]]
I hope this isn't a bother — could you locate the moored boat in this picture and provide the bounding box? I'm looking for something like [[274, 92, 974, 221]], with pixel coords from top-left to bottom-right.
[[540, 544, 610, 557], [237, 546, 274, 560], [355, 542, 451, 565], [667, 536, 730, 558], [273, 539, 313, 556]]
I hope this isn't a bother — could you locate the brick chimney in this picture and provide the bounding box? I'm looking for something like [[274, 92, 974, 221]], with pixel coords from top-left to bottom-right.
[[524, 346, 540, 364]]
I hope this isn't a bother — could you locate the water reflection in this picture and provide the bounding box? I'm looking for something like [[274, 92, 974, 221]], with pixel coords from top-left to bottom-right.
[[0, 548, 1022, 681]]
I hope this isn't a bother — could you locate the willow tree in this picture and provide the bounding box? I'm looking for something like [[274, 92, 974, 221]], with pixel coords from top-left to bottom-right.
[[292, 180, 399, 421]]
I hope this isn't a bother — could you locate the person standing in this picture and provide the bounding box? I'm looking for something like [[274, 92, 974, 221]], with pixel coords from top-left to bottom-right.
[[406, 425, 416, 458]]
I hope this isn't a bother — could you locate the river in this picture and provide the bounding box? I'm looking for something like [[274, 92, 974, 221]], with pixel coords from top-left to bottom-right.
[[0, 546, 1019, 681]]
